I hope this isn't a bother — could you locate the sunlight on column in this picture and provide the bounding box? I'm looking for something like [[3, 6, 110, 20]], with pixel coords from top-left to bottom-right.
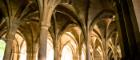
[[47, 40, 54, 60], [0, 40, 5, 60], [19, 41, 27, 60], [61, 45, 73, 60]]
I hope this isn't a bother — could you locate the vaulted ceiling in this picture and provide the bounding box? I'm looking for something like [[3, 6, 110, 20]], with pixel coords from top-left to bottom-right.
[[0, 0, 124, 60], [0, 0, 117, 44]]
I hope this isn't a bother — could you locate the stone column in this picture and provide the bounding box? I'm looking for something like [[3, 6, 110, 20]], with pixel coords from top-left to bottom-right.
[[54, 36, 61, 60], [78, 45, 82, 60], [26, 44, 37, 60], [37, 0, 61, 60], [83, 27, 90, 60], [27, 47, 32, 60], [73, 47, 79, 60], [3, 19, 18, 60], [38, 26, 48, 60], [54, 45, 61, 60], [73, 52, 78, 60]]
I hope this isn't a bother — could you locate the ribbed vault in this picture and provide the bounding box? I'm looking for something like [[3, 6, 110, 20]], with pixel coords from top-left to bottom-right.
[[0, 0, 125, 60]]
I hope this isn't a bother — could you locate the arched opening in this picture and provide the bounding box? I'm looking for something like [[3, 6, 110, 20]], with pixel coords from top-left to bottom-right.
[[60, 32, 78, 60], [94, 45, 103, 60], [0, 39, 6, 60], [14, 33, 27, 60], [61, 45, 73, 60], [93, 39, 103, 60], [19, 41, 27, 60]]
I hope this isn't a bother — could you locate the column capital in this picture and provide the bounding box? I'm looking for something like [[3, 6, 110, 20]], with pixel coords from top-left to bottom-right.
[[41, 24, 50, 30]]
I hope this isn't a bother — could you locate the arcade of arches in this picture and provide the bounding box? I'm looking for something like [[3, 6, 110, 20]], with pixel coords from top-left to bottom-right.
[[0, 0, 140, 60]]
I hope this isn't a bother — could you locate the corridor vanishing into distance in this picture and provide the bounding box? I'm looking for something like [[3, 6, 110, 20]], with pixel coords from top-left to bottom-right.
[[2, 0, 139, 60]]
